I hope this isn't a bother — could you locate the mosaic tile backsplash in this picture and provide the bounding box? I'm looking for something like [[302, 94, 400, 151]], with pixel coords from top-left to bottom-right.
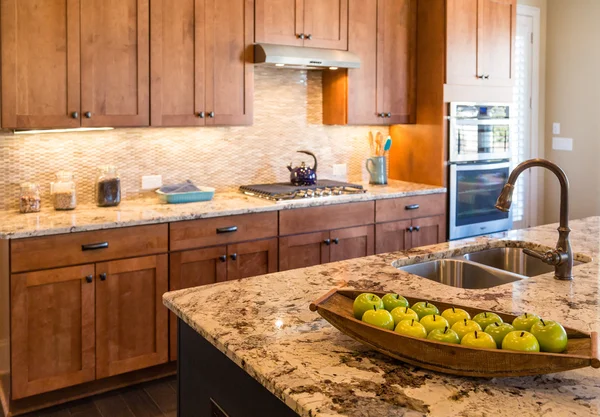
[[0, 67, 388, 210]]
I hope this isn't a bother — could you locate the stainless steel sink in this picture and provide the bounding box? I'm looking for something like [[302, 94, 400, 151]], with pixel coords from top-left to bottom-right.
[[398, 259, 525, 289], [458, 247, 583, 277]]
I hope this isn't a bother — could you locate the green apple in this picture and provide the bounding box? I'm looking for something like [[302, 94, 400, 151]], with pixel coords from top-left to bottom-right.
[[502, 331, 540, 352], [485, 322, 516, 348], [441, 307, 471, 327], [394, 319, 428, 339], [420, 314, 450, 335], [411, 301, 440, 320], [473, 312, 503, 329], [362, 306, 394, 330], [390, 306, 419, 326], [451, 319, 482, 340], [530, 319, 568, 353], [382, 293, 409, 312], [461, 331, 497, 349], [512, 313, 542, 331], [353, 293, 384, 319], [427, 326, 460, 344]]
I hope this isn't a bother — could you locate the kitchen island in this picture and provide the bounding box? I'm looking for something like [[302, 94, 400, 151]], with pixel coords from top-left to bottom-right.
[[164, 217, 600, 417]]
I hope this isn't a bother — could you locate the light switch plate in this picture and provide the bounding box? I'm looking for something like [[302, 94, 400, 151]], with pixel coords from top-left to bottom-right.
[[552, 123, 561, 135], [552, 137, 573, 151], [141, 175, 163, 190]]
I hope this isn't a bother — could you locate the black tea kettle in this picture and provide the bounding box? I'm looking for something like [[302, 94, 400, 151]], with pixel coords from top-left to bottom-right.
[[287, 151, 318, 186]]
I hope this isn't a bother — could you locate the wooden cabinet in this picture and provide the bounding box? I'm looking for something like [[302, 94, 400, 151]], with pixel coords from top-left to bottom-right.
[[96, 255, 169, 379], [446, 0, 516, 87], [11, 265, 96, 400], [375, 215, 445, 254], [323, 0, 416, 125], [280, 226, 374, 271], [1, 0, 81, 129], [227, 239, 278, 281], [151, 0, 253, 126], [255, 0, 348, 50], [409, 215, 446, 249]]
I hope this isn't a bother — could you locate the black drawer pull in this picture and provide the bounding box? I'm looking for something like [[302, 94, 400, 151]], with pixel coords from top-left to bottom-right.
[[405, 204, 420, 210], [407, 226, 414, 233], [219, 255, 227, 262], [230, 253, 237, 261], [414, 226, 421, 232], [217, 226, 238, 234], [333, 238, 340, 245], [324, 239, 331, 246], [99, 273, 107, 281], [82, 242, 109, 251], [85, 275, 93, 283]]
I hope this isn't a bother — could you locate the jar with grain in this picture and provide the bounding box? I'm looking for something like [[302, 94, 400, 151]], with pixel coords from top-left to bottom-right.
[[19, 183, 41, 213], [95, 165, 121, 207], [51, 171, 77, 210]]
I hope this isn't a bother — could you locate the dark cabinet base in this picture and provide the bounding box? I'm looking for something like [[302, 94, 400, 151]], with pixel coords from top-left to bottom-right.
[[177, 319, 298, 417]]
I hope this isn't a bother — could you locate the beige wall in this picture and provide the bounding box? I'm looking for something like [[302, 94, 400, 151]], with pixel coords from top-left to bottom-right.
[[544, 0, 600, 222]]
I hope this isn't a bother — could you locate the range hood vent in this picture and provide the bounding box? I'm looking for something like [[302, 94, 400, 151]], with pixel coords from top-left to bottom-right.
[[254, 43, 360, 70]]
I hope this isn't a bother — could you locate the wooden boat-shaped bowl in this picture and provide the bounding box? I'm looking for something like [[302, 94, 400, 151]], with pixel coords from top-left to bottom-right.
[[309, 288, 600, 377]]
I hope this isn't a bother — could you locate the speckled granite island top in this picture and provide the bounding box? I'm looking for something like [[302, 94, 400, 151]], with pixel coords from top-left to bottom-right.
[[0, 180, 444, 239], [164, 217, 600, 417]]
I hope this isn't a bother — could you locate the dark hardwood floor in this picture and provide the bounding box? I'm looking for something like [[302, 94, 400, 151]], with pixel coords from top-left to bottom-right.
[[24, 377, 177, 417]]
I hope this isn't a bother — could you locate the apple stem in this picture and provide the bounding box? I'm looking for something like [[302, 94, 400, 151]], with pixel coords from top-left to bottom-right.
[[541, 318, 546, 326], [373, 306, 377, 311], [495, 322, 500, 327], [475, 331, 478, 339], [464, 319, 467, 325], [525, 313, 528, 318], [520, 331, 525, 337], [484, 312, 487, 318], [433, 315, 436, 321], [452, 307, 456, 313], [444, 326, 449, 333], [425, 302, 429, 307], [411, 319, 415, 326]]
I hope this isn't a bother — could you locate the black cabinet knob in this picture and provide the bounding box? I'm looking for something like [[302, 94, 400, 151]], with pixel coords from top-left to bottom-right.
[[85, 111, 92, 118], [333, 238, 340, 245], [230, 253, 237, 261], [386, 113, 392, 118], [298, 33, 305, 39], [208, 112, 215, 118], [85, 275, 93, 283], [198, 112, 205, 118], [324, 239, 331, 246], [219, 255, 227, 262], [407, 226, 414, 233], [378, 113, 386, 118], [99, 273, 107, 281], [484, 75, 490, 79], [414, 226, 421, 232], [306, 34, 312, 40], [72, 112, 79, 119]]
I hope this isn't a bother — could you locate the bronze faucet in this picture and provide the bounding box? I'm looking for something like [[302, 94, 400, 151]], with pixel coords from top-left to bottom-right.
[[495, 158, 573, 280]]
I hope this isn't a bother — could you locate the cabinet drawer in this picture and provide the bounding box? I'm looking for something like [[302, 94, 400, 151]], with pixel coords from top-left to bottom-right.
[[11, 224, 168, 273], [279, 202, 375, 236], [375, 194, 446, 223], [170, 212, 278, 251]]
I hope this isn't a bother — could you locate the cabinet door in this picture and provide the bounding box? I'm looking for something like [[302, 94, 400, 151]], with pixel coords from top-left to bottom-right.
[[1, 0, 81, 129], [303, 0, 348, 50], [375, 220, 412, 254], [330, 225, 374, 263], [205, 0, 253, 126], [169, 246, 227, 360], [255, 0, 303, 46], [81, 0, 150, 127], [478, 0, 515, 86], [446, 0, 480, 85], [279, 231, 330, 271], [11, 265, 95, 399], [96, 255, 168, 379], [410, 215, 446, 249], [151, 0, 206, 126], [376, 0, 416, 124], [228, 238, 278, 281]]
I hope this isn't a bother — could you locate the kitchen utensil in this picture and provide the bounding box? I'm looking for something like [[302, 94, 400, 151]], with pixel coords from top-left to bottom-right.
[[368, 132, 375, 155], [310, 288, 600, 378], [383, 136, 392, 152], [366, 156, 387, 185], [287, 150, 318, 186], [376, 132, 385, 156]]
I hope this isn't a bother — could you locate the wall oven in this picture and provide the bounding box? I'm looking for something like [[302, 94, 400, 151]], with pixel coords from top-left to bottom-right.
[[448, 103, 513, 240]]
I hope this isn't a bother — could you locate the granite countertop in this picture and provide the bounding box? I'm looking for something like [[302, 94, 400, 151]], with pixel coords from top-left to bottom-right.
[[0, 180, 445, 239], [164, 217, 600, 417]]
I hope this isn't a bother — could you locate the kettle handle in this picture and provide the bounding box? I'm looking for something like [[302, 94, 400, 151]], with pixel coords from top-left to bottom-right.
[[297, 150, 317, 173]]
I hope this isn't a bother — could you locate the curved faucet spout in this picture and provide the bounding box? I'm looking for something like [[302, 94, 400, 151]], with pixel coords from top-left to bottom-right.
[[495, 158, 573, 280]]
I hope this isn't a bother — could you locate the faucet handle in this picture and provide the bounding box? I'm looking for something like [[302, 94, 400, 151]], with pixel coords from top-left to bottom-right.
[[523, 248, 567, 266]]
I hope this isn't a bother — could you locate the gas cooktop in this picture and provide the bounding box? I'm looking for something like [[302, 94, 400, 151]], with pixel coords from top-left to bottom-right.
[[239, 180, 366, 202]]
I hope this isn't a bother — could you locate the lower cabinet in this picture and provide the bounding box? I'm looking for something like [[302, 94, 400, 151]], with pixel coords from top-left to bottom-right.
[[96, 255, 169, 379], [11, 265, 96, 400], [279, 226, 375, 271], [376, 215, 446, 254]]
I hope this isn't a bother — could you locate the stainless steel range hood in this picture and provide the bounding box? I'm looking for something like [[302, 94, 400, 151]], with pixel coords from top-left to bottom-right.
[[254, 43, 360, 70]]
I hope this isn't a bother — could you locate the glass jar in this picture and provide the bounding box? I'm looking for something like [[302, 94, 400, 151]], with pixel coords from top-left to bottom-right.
[[95, 165, 121, 207], [19, 183, 41, 213], [51, 171, 77, 210]]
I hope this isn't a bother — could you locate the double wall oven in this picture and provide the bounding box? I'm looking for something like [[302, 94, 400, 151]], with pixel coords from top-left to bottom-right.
[[448, 103, 513, 240]]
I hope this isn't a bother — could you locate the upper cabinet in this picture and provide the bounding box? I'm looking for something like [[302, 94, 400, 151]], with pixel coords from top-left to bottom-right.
[[81, 0, 150, 127], [1, 0, 81, 129], [323, 0, 416, 125], [255, 0, 348, 50], [151, 0, 253, 127], [446, 0, 516, 87]]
